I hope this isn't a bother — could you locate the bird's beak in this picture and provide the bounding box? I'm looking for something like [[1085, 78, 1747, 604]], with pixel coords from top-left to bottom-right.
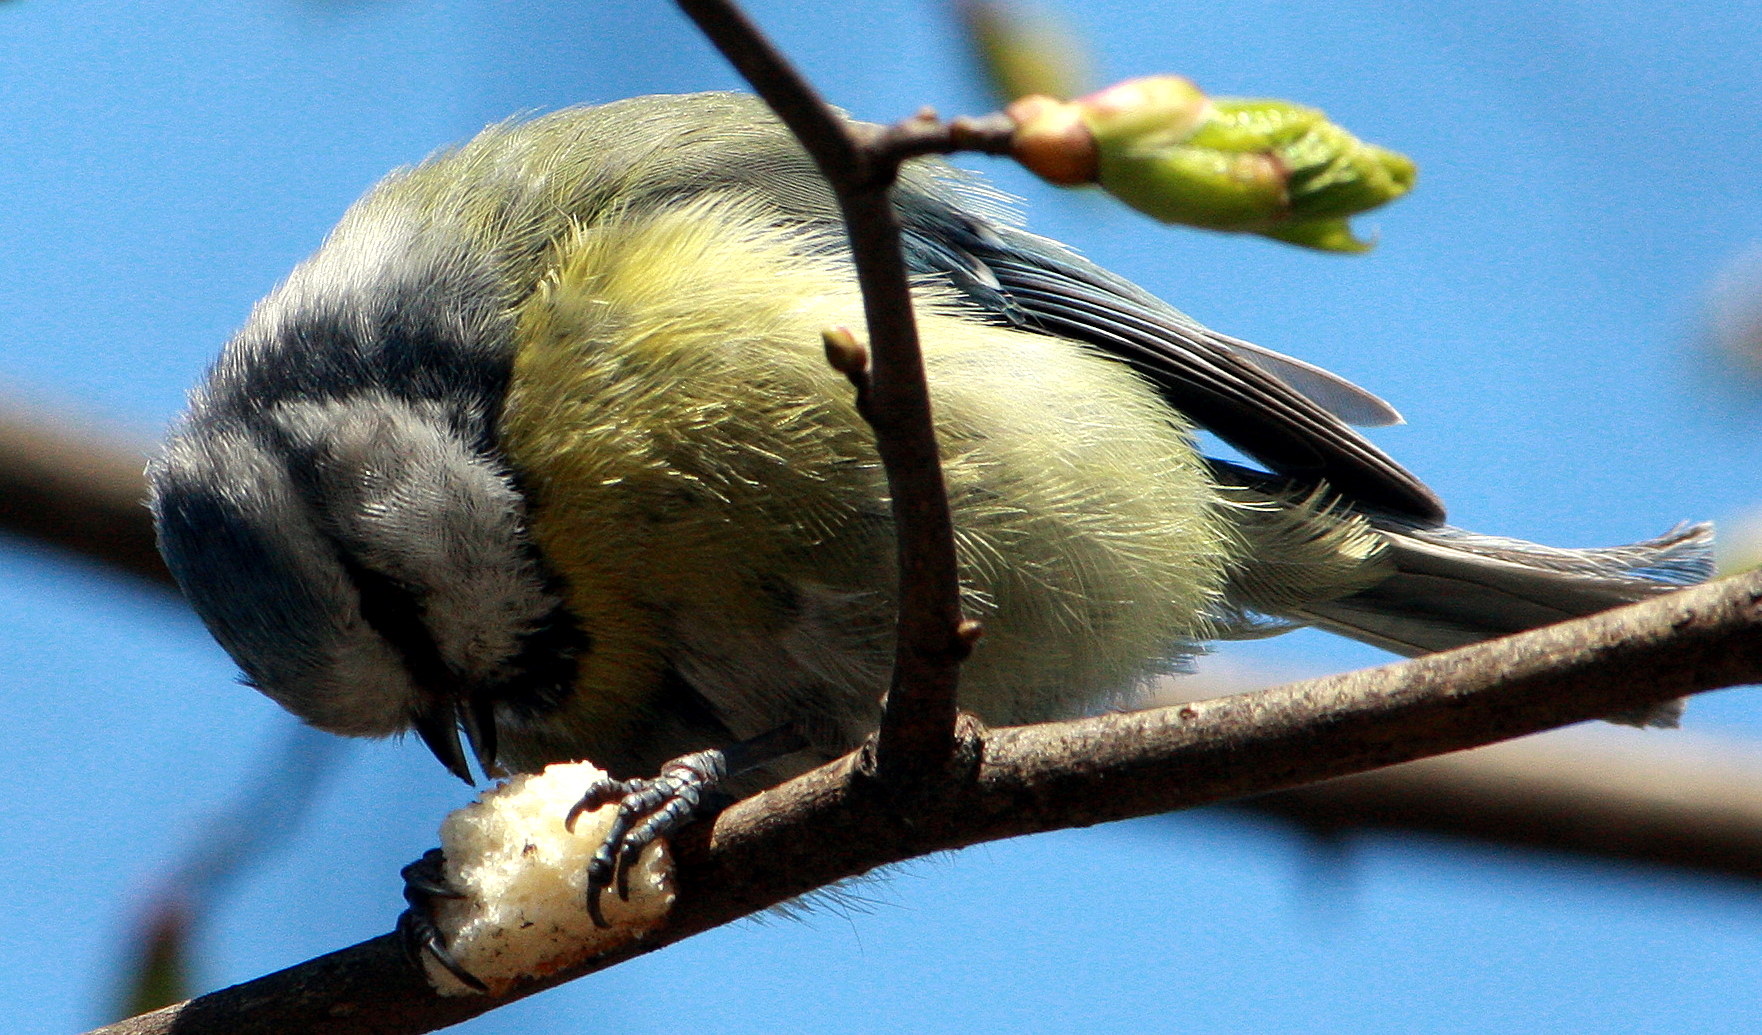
[[460, 693, 499, 780], [412, 694, 499, 785], [413, 703, 473, 784]]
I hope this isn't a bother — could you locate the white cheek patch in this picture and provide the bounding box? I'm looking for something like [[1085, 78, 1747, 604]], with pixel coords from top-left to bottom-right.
[[269, 394, 560, 685], [150, 424, 425, 736]]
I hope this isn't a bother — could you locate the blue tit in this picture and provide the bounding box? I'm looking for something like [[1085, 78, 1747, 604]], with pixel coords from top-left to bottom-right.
[[148, 92, 1712, 802]]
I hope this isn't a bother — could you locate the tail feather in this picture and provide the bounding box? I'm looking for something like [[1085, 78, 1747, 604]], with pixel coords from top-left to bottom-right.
[[1297, 521, 1715, 656], [1206, 459, 1715, 729], [1295, 521, 1714, 729]]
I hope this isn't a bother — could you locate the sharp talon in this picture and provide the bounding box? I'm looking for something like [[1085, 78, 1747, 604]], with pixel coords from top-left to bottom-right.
[[398, 849, 487, 992], [401, 850, 465, 899], [418, 924, 488, 993], [404, 874, 463, 899], [584, 823, 623, 929], [400, 848, 461, 902], [586, 881, 611, 929], [564, 799, 591, 834], [566, 777, 634, 832]]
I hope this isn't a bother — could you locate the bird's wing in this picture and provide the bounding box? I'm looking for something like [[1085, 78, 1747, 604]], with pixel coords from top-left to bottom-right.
[[896, 199, 1443, 522], [1209, 332, 1404, 429]]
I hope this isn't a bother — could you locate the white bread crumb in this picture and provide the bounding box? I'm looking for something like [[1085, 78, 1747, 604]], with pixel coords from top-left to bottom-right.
[[422, 761, 676, 996]]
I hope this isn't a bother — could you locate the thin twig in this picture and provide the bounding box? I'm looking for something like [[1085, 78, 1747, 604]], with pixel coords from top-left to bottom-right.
[[83, 569, 1762, 1035], [865, 109, 1017, 167], [672, 0, 863, 184], [675, 0, 970, 776]]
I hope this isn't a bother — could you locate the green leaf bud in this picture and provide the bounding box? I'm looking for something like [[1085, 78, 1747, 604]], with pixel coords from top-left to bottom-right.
[[1006, 76, 1417, 252]]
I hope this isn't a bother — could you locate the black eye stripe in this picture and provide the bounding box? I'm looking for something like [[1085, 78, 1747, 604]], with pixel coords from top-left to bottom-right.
[[334, 548, 455, 698], [330, 532, 585, 725]]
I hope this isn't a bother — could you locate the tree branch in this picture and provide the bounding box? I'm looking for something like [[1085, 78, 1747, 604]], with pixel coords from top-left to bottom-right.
[[84, 568, 1762, 1035]]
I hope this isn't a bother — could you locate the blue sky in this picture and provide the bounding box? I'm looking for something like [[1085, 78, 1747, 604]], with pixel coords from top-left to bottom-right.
[[4, 1, 1762, 1032]]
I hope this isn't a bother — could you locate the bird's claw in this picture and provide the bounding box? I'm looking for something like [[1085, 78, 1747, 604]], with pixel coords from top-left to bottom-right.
[[566, 749, 730, 928], [397, 847, 487, 992]]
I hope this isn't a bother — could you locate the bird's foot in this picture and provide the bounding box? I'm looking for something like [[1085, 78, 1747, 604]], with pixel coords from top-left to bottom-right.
[[397, 847, 487, 992], [566, 749, 731, 928]]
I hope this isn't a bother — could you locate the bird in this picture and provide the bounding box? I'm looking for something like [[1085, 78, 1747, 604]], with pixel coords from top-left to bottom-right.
[[148, 90, 1711, 910]]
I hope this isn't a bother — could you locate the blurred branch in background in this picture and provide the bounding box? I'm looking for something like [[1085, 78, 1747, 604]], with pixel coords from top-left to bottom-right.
[[6, 410, 1761, 897], [0, 401, 170, 585], [1250, 729, 1762, 885], [1144, 669, 1762, 886]]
